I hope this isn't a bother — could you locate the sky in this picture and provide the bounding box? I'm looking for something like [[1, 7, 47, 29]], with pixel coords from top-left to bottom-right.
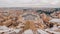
[[0, 0, 60, 7]]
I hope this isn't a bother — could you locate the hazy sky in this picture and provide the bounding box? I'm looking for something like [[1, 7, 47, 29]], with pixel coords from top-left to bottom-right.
[[0, 0, 60, 7]]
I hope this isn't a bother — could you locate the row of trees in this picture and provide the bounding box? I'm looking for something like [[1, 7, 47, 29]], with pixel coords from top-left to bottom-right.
[[36, 8, 60, 15]]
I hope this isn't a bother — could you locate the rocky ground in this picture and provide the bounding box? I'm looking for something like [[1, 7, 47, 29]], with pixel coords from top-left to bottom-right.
[[0, 8, 60, 34]]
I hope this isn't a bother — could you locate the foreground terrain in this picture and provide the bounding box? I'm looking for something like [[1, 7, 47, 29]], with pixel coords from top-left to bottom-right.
[[0, 8, 60, 34]]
